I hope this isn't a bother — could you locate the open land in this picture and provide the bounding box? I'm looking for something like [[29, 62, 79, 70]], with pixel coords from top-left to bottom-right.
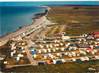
[[47, 6, 99, 35]]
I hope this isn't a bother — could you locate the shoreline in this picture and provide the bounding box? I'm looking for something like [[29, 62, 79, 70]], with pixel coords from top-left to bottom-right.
[[0, 6, 50, 46]]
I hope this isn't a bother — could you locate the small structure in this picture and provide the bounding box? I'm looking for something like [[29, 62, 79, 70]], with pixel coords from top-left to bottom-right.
[[62, 35, 70, 41], [0, 55, 6, 61], [92, 32, 99, 38]]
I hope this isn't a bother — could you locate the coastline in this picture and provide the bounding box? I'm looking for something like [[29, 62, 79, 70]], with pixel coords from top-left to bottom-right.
[[0, 6, 50, 46]]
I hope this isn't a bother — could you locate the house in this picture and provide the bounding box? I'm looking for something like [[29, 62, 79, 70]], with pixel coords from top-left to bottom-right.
[[0, 55, 6, 61], [77, 44, 90, 51], [62, 34, 70, 41], [85, 47, 93, 53], [38, 61, 46, 65], [92, 32, 99, 38]]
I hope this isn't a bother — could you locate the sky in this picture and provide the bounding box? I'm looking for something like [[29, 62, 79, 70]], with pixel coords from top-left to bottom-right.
[[0, 0, 99, 1], [0, 1, 99, 6]]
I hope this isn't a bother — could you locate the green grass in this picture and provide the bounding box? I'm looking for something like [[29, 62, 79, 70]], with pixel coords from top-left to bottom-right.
[[47, 6, 99, 35], [4, 60, 99, 73]]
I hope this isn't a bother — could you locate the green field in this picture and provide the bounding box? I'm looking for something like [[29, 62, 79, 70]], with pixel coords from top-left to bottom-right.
[[4, 60, 99, 73], [47, 6, 99, 35]]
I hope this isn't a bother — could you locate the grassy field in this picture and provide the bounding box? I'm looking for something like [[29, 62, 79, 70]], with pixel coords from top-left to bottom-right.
[[47, 6, 99, 35], [4, 60, 99, 73]]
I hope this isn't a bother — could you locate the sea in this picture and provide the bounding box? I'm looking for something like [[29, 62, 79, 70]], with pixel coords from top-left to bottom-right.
[[0, 6, 46, 37], [0, 1, 99, 37]]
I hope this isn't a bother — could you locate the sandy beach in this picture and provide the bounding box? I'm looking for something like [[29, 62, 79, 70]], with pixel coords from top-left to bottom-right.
[[0, 16, 47, 46], [0, 6, 51, 46]]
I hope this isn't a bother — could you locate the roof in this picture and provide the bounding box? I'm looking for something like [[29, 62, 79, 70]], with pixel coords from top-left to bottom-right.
[[77, 44, 90, 48], [93, 32, 99, 35]]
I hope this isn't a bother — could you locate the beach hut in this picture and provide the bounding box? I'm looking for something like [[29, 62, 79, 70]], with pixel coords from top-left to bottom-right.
[[84, 57, 89, 61], [54, 44, 59, 47], [60, 43, 64, 46], [76, 53, 80, 56], [22, 50, 26, 53], [31, 49, 37, 55], [18, 54, 24, 57], [0, 57, 4, 61], [56, 53, 60, 56], [50, 54, 54, 59], [82, 34, 88, 38], [11, 43, 16, 50], [43, 55, 48, 59], [4, 61, 8, 64], [80, 57, 85, 61], [46, 60, 52, 64], [65, 43, 70, 47], [13, 50, 16, 53], [21, 42, 26, 46], [64, 52, 68, 55], [56, 59, 63, 64], [72, 58, 76, 62], [71, 52, 76, 56], [52, 60, 56, 64], [61, 47, 65, 51], [57, 44, 60, 47], [48, 49, 51, 52], [96, 38, 99, 41], [38, 61, 46, 65], [93, 32, 99, 38], [72, 47, 77, 50], [68, 47, 73, 51], [86, 47, 93, 53], [62, 35, 70, 41], [39, 44, 44, 48], [61, 59, 66, 63], [55, 48, 59, 51], [79, 50, 87, 55], [52, 49, 56, 52], [54, 40, 60, 43], [11, 52, 14, 57], [33, 54, 37, 58], [76, 59, 82, 63], [16, 56, 20, 61], [68, 53, 72, 57], [46, 44, 49, 48], [95, 56, 99, 59], [48, 53, 54, 59], [38, 49, 42, 54], [18, 47, 24, 52], [93, 49, 98, 53], [48, 53, 52, 57], [91, 50, 97, 55], [49, 44, 53, 48], [77, 44, 89, 48], [95, 46, 99, 49], [54, 40, 57, 43], [43, 49, 47, 53]]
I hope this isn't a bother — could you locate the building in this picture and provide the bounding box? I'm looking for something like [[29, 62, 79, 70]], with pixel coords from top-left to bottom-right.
[[92, 32, 99, 38]]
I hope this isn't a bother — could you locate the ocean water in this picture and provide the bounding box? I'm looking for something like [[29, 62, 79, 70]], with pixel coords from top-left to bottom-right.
[[0, 6, 45, 37], [0, 1, 99, 37]]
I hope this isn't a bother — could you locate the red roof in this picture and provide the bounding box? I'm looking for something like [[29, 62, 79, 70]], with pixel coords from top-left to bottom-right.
[[93, 32, 99, 35], [87, 48, 93, 52], [95, 35, 99, 38]]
